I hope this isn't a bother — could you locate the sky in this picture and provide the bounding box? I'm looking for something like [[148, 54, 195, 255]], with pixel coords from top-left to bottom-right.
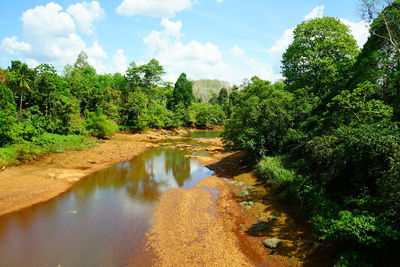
[[0, 0, 370, 84]]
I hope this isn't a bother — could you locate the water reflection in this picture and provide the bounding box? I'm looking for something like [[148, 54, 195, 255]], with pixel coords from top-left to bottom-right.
[[0, 146, 213, 267]]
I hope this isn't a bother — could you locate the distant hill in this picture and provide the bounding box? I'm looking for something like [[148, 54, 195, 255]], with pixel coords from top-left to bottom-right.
[[192, 79, 232, 103]]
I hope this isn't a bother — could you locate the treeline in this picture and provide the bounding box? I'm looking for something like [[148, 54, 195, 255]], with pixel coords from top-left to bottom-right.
[[0, 53, 232, 147], [223, 2, 400, 266]]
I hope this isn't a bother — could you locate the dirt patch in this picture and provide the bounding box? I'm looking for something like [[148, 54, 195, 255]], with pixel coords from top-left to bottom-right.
[[0, 130, 190, 217]]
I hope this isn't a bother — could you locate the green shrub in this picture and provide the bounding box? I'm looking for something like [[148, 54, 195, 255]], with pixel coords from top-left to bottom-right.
[[255, 156, 295, 189], [85, 111, 118, 139]]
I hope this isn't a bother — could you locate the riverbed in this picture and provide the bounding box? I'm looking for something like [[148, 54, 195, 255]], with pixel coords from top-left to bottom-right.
[[0, 133, 215, 267]]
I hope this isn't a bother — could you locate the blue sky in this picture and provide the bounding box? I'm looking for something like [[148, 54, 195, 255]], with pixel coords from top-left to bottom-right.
[[0, 0, 369, 83]]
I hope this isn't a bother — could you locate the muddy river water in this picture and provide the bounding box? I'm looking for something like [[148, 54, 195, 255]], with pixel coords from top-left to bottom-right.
[[0, 133, 217, 266]]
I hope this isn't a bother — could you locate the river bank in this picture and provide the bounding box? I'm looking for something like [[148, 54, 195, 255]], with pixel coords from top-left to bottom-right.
[[0, 128, 193, 217], [147, 137, 326, 266]]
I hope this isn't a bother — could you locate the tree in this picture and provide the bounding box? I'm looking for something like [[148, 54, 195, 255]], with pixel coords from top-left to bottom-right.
[[0, 84, 20, 144], [125, 59, 166, 91], [282, 17, 359, 100], [354, 1, 400, 118], [217, 88, 229, 105], [223, 77, 293, 157], [172, 73, 193, 108], [361, 0, 400, 54], [8, 61, 32, 115]]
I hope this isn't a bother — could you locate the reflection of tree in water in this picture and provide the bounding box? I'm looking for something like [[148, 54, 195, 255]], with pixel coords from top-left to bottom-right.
[[71, 147, 193, 203], [164, 149, 191, 187], [127, 148, 192, 199]]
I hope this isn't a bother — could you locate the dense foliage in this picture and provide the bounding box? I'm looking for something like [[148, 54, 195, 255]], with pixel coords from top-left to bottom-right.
[[224, 12, 400, 266], [0, 55, 230, 165]]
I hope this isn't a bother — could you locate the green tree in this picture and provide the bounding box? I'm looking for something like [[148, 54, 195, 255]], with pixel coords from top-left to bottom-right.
[[8, 61, 33, 115], [223, 77, 293, 157], [0, 84, 20, 144], [172, 73, 193, 108], [282, 17, 359, 100]]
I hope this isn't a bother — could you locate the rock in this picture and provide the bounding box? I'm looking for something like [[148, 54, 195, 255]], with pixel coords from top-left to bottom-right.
[[244, 205, 253, 210], [258, 217, 269, 223], [239, 201, 254, 210], [65, 209, 78, 215], [242, 186, 255, 190], [238, 201, 249, 207], [263, 238, 281, 249], [268, 215, 279, 221], [227, 181, 238, 186], [237, 182, 245, 187], [237, 190, 250, 197]]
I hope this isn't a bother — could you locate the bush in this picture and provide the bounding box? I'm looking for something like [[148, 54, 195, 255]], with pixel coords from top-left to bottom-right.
[[254, 156, 295, 189], [85, 111, 118, 139], [189, 103, 226, 126], [0, 133, 96, 166]]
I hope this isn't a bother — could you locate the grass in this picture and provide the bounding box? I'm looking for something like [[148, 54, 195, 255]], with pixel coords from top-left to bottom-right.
[[254, 156, 295, 190], [0, 133, 98, 167]]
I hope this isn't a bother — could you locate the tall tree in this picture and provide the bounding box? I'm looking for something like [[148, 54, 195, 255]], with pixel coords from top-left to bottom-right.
[[8, 61, 32, 115], [172, 73, 193, 108], [282, 17, 359, 99], [361, 0, 400, 54]]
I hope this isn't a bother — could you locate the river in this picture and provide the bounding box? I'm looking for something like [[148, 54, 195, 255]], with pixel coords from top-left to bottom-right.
[[0, 132, 217, 267]]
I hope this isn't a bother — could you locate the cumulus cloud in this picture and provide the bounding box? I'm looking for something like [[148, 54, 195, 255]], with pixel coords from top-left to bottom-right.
[[142, 18, 231, 82], [230, 45, 245, 56], [116, 0, 192, 18], [267, 28, 294, 60], [67, 1, 104, 35], [143, 18, 282, 83], [1, 1, 128, 74], [1, 36, 31, 54], [304, 5, 325, 20], [113, 49, 129, 74], [230, 45, 282, 81], [20, 2, 85, 65], [340, 19, 370, 48]]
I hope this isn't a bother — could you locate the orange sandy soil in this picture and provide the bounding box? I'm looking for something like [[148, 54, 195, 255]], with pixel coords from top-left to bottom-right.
[[0, 129, 189, 217], [147, 137, 330, 267]]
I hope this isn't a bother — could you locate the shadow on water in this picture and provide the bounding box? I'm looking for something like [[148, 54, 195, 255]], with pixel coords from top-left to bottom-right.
[[0, 145, 214, 267]]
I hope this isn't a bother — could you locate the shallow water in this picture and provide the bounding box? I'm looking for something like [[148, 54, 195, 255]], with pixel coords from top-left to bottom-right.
[[0, 143, 214, 267]]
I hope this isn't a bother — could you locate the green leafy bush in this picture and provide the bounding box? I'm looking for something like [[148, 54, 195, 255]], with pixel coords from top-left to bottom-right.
[[254, 156, 295, 189], [85, 111, 118, 139]]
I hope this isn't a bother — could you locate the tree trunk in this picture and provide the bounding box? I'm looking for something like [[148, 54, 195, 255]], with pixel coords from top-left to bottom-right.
[[19, 88, 24, 117]]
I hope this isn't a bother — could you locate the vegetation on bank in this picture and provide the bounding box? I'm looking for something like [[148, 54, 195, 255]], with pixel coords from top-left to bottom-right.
[[0, 133, 96, 167], [223, 1, 400, 265], [0, 51, 231, 166]]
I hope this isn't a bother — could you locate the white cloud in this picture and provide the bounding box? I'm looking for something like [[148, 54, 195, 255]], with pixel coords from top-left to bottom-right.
[[113, 49, 129, 74], [267, 28, 294, 59], [304, 5, 325, 20], [0, 2, 117, 73], [217, 0, 225, 2], [1, 36, 31, 54], [85, 41, 107, 59], [230, 45, 282, 81], [340, 19, 370, 47], [142, 19, 282, 83], [25, 58, 39, 68], [67, 1, 104, 35], [230, 45, 245, 56], [116, 0, 192, 18], [143, 18, 229, 82]]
